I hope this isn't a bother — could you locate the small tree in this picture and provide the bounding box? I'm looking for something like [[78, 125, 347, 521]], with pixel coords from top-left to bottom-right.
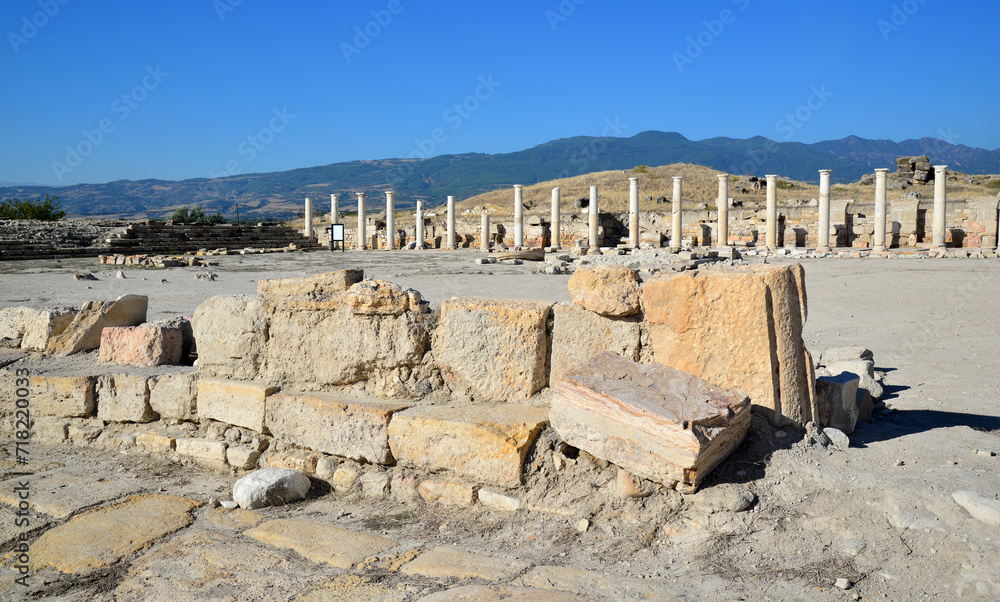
[[169, 205, 227, 224], [0, 193, 66, 220]]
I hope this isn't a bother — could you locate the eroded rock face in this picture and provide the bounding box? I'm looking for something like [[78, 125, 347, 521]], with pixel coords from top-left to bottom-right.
[[549, 303, 641, 382], [257, 269, 364, 310], [20, 308, 76, 351], [435, 297, 553, 401], [99, 325, 183, 367], [568, 265, 642, 317], [46, 295, 148, 356], [643, 263, 816, 426], [346, 280, 410, 315], [191, 295, 268, 380]]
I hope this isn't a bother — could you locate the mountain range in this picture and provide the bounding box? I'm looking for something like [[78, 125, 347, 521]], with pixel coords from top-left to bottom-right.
[[2, 131, 997, 218]]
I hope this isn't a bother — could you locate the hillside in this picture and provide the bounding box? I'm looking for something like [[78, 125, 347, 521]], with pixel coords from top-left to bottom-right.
[[2, 132, 998, 219]]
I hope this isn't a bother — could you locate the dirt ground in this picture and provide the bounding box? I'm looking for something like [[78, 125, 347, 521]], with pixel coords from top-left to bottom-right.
[[1, 249, 999, 600]]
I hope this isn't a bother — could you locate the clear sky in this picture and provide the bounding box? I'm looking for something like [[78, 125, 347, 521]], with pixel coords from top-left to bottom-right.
[[3, 0, 998, 187]]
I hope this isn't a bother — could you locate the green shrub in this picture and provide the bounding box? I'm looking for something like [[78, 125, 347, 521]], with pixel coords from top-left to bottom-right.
[[633, 165, 650, 174], [169, 206, 227, 224], [0, 194, 66, 220], [987, 180, 1000, 190], [776, 180, 794, 190]]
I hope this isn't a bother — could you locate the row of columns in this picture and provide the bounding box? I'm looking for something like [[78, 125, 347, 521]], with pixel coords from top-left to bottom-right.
[[305, 165, 949, 252]]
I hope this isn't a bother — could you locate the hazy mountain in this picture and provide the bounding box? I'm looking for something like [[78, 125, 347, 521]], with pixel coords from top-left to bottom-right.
[[2, 132, 997, 218]]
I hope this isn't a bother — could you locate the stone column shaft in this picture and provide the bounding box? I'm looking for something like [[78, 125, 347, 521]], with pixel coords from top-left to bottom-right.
[[385, 192, 395, 250], [446, 195, 456, 249], [416, 200, 425, 249], [304, 197, 313, 240], [480, 213, 490, 252], [873, 169, 889, 253], [331, 194, 339, 225], [513, 185, 524, 247], [628, 177, 639, 248], [589, 185, 599, 248], [671, 177, 683, 249], [717, 174, 729, 247], [932, 165, 948, 248], [817, 170, 832, 251], [357, 193, 367, 250], [551, 187, 561, 249], [765, 175, 778, 250]]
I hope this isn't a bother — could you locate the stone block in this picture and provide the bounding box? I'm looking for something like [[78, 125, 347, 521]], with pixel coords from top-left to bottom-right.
[[46, 295, 148, 356], [549, 303, 641, 382], [360, 471, 390, 498], [136, 431, 176, 454], [265, 391, 410, 464], [96, 374, 157, 423], [262, 449, 318, 474], [233, 468, 310, 509], [643, 263, 816, 426], [826, 359, 883, 399], [20, 308, 76, 351], [567, 265, 641, 316], [7, 375, 96, 417], [346, 280, 411, 315], [418, 480, 477, 507], [389, 404, 548, 487], [32, 416, 68, 442], [477, 489, 523, 512], [148, 372, 198, 421], [227, 446, 261, 470], [550, 352, 751, 492], [400, 545, 529, 581], [244, 518, 396, 569], [196, 378, 277, 432], [98, 325, 183, 367], [815, 372, 861, 433], [257, 269, 364, 310], [434, 297, 553, 401], [191, 295, 267, 380], [176, 437, 229, 471]]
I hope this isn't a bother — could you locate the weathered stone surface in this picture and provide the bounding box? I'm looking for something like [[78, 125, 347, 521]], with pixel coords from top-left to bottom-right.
[[516, 566, 688, 601], [389, 404, 548, 487], [401, 545, 529, 581], [46, 294, 148, 356], [135, 431, 175, 453], [1, 375, 96, 417], [568, 264, 642, 316], [20, 308, 76, 351], [418, 585, 587, 601], [244, 518, 396, 569], [191, 295, 267, 380], [361, 471, 390, 498], [0, 307, 29, 341], [0, 470, 145, 519], [98, 325, 183, 366], [96, 374, 157, 423], [233, 468, 310, 509], [265, 391, 411, 464], [815, 372, 862, 433], [418, 479, 477, 507], [300, 576, 409, 602], [203, 507, 265, 531], [31, 495, 200, 573], [644, 263, 815, 426], [550, 352, 751, 492], [332, 465, 360, 492], [175, 437, 229, 471], [826, 359, 884, 399], [148, 372, 198, 420], [435, 297, 553, 401], [346, 280, 411, 315], [477, 489, 523, 512], [227, 446, 261, 470], [257, 269, 364, 310], [550, 303, 641, 382], [952, 491, 1000, 526], [197, 378, 277, 432]]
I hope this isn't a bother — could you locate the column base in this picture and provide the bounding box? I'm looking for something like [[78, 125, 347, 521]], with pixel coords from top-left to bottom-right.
[[445, 245, 456, 250], [872, 245, 887, 254], [815, 246, 831, 253]]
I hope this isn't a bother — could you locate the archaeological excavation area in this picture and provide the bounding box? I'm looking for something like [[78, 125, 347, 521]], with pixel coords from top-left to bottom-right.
[[0, 240, 999, 600]]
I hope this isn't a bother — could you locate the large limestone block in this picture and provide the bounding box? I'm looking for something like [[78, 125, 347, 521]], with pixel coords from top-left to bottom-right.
[[46, 295, 148, 356], [389, 404, 548, 488], [265, 391, 411, 464], [2, 375, 96, 417], [549, 303, 641, 382], [20, 308, 76, 351], [96, 374, 157, 423], [550, 352, 751, 492], [149, 372, 198, 420], [815, 372, 861, 433], [567, 265, 641, 317], [265, 307, 428, 387], [192, 295, 267, 380], [346, 280, 411, 315], [644, 263, 815, 426], [257, 269, 364, 310], [197, 378, 278, 432], [0, 307, 29, 341], [98, 325, 183, 366], [435, 297, 553, 401]]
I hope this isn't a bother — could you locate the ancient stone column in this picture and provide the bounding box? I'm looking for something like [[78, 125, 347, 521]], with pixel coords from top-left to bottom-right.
[[589, 185, 599, 249], [385, 191, 396, 250], [817, 170, 832, 252], [416, 200, 425, 249], [513, 185, 524, 248], [717, 174, 729, 247], [873, 169, 890, 253], [932, 165, 948, 248], [446, 195, 456, 250], [331, 194, 339, 225], [551, 187, 561, 250], [304, 197, 313, 240], [670, 177, 683, 250], [357, 193, 367, 250], [765, 175, 778, 250], [628, 177, 639, 248], [480, 213, 490, 252]]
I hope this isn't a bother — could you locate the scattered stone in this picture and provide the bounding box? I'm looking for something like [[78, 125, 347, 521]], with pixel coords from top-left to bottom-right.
[[244, 518, 397, 569], [73, 272, 98, 281], [614, 469, 653, 499], [391, 473, 421, 503], [400, 544, 529, 581], [835, 578, 852, 590], [567, 265, 641, 316], [46, 294, 149, 356], [233, 468, 311, 510], [815, 372, 861, 433], [574, 518, 590, 533], [477, 489, 523, 512], [135, 431, 176, 454], [220, 500, 239, 510], [116, 270, 126, 279], [361, 471, 390, 498], [975, 449, 996, 457], [196, 271, 218, 281], [315, 457, 338, 480], [418, 479, 477, 507], [952, 491, 1000, 526], [332, 465, 360, 492], [346, 280, 411, 315], [691, 483, 756, 512], [823, 427, 851, 450]]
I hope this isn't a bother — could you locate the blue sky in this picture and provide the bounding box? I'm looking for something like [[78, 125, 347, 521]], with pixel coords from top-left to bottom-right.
[[2, 0, 998, 186]]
